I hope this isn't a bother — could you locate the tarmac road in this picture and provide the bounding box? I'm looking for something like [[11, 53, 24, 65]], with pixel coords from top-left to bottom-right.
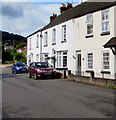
[[2, 66, 115, 118]]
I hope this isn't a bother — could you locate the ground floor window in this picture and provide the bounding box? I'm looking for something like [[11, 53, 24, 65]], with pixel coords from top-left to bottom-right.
[[36, 54, 39, 62], [102, 51, 110, 70], [40, 53, 48, 62], [87, 53, 93, 69], [28, 56, 31, 65], [56, 51, 67, 68]]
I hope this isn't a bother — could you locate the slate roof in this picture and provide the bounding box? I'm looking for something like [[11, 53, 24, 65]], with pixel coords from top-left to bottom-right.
[[27, 2, 116, 37], [104, 37, 116, 48]]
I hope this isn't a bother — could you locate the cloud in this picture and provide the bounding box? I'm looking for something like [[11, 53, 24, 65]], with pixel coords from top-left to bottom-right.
[[2, 4, 23, 18], [1, 2, 61, 36], [1, 1, 80, 37]]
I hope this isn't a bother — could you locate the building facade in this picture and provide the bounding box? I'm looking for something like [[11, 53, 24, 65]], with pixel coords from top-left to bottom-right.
[[27, 2, 116, 80]]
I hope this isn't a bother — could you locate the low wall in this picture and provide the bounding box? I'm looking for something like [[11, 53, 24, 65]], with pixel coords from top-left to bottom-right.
[[68, 74, 116, 87]]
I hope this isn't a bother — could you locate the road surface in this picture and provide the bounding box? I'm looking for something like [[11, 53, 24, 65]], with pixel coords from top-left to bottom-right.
[[2, 66, 115, 118]]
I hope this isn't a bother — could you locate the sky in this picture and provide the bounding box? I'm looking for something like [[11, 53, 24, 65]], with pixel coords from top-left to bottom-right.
[[0, 0, 85, 37]]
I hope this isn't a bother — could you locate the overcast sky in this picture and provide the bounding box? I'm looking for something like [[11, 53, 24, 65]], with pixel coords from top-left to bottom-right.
[[0, 0, 85, 37]]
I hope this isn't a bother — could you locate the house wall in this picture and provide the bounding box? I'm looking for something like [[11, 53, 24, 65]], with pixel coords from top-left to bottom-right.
[[41, 20, 76, 71], [27, 32, 41, 65], [73, 6, 115, 79], [27, 5, 115, 80]]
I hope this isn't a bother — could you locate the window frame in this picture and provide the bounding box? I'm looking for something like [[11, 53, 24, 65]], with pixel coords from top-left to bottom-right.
[[61, 25, 66, 43], [44, 32, 48, 47], [36, 34, 39, 48], [102, 51, 110, 70], [36, 54, 39, 62], [101, 9, 110, 34], [29, 38, 31, 50], [56, 51, 67, 68], [87, 53, 93, 70], [52, 29, 56, 45], [86, 13, 93, 37]]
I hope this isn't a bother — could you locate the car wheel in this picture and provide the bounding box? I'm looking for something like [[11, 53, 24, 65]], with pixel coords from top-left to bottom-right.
[[14, 70, 17, 74], [34, 73, 38, 80], [28, 73, 32, 78]]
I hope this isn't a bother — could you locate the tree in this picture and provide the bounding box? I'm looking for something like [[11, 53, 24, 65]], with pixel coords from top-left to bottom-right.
[[15, 42, 26, 50], [11, 49, 26, 63]]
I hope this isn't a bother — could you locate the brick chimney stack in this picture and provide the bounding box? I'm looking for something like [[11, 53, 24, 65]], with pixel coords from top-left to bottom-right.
[[60, 3, 73, 14], [50, 14, 57, 22]]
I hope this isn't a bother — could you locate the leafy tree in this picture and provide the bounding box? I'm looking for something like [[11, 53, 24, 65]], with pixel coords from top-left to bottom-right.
[[11, 49, 26, 63], [15, 42, 26, 50]]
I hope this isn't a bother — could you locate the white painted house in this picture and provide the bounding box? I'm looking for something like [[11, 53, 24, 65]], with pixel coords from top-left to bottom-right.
[[27, 2, 116, 80]]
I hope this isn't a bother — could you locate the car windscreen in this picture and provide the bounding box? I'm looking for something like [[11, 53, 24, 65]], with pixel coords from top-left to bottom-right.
[[16, 63, 26, 67], [35, 63, 50, 68]]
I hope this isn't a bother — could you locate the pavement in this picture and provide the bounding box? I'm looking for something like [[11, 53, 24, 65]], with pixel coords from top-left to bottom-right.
[[0, 64, 12, 67]]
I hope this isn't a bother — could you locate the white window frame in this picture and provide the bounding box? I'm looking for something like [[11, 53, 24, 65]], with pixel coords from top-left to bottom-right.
[[87, 53, 93, 69], [44, 32, 48, 47], [52, 29, 56, 45], [29, 38, 31, 50], [86, 13, 93, 36], [63, 52, 67, 67], [101, 9, 110, 33], [36, 34, 39, 48], [102, 51, 110, 70], [57, 51, 67, 68], [36, 54, 39, 62], [62, 25, 66, 42]]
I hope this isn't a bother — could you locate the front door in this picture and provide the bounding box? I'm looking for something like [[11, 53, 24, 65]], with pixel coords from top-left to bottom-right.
[[77, 53, 81, 76]]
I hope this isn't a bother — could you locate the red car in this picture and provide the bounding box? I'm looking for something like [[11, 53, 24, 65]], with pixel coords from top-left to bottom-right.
[[28, 62, 56, 80]]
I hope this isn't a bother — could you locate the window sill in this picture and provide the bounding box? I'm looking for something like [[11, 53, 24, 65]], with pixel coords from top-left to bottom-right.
[[86, 70, 94, 73], [52, 43, 56, 45], [61, 40, 66, 43], [101, 31, 110, 36], [101, 71, 110, 74], [56, 68, 68, 70], [44, 45, 48, 47], [85, 34, 93, 38]]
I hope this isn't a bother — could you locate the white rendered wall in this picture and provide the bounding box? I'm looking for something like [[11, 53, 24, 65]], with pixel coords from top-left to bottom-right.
[[73, 6, 115, 79]]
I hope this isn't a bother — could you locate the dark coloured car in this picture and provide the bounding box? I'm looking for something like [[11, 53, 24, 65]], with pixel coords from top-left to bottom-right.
[[28, 62, 56, 80], [12, 62, 28, 73]]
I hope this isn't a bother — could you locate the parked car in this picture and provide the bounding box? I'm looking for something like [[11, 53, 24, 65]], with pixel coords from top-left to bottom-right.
[[28, 62, 57, 79], [12, 62, 28, 73]]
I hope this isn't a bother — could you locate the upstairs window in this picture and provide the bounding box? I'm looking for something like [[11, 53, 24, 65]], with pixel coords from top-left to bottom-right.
[[101, 9, 110, 33], [62, 25, 66, 43], [36, 34, 39, 48], [52, 29, 56, 45], [44, 32, 48, 47], [29, 38, 31, 50], [86, 14, 93, 36]]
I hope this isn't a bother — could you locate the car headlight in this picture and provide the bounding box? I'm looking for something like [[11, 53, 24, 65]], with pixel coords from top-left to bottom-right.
[[16, 67, 20, 70], [37, 69, 42, 72], [53, 68, 56, 72]]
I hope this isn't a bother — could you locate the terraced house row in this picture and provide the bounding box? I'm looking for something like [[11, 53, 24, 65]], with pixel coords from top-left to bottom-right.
[[27, 2, 116, 80]]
